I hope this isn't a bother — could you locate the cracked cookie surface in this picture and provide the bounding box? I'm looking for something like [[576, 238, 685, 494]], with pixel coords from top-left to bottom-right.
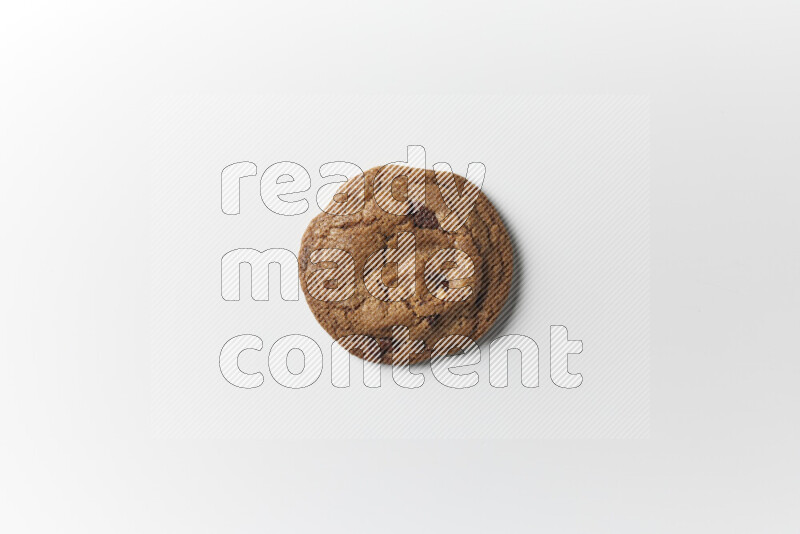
[[299, 165, 513, 364]]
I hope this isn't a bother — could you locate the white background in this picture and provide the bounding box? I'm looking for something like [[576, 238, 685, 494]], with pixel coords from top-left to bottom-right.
[[151, 95, 649, 439], [1, 0, 798, 531]]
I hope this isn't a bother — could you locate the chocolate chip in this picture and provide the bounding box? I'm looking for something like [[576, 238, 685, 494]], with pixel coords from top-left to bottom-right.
[[427, 314, 441, 327], [413, 206, 439, 229], [432, 273, 449, 289]]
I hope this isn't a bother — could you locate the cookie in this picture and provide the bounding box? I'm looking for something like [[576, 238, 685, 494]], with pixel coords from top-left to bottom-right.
[[299, 165, 513, 364]]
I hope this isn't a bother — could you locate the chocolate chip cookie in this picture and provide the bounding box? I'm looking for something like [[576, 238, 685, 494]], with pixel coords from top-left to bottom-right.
[[299, 165, 513, 364]]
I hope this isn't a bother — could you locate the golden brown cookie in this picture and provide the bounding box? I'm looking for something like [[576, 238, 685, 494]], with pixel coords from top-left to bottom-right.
[[299, 165, 513, 364]]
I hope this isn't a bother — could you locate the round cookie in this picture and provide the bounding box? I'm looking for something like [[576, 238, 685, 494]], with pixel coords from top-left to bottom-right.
[[298, 165, 513, 364]]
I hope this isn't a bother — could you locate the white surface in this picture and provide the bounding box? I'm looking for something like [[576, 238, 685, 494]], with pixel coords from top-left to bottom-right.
[[150, 95, 649, 438], [1, 0, 798, 532]]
